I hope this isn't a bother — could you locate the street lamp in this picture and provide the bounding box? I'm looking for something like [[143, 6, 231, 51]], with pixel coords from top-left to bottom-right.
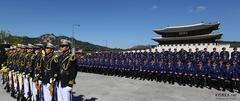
[[72, 24, 80, 55]]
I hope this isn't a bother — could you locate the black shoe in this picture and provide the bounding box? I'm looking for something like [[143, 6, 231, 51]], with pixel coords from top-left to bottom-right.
[[21, 97, 27, 101]]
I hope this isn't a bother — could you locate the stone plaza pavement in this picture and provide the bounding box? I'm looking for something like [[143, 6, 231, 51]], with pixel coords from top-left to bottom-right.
[[1, 72, 240, 101]]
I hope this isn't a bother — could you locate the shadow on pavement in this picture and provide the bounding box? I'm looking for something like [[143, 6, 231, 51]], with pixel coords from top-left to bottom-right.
[[72, 92, 98, 101]]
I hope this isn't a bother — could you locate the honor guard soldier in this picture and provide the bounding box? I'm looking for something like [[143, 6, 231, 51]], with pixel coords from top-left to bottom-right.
[[18, 44, 27, 101], [24, 44, 34, 101], [32, 43, 44, 101], [11, 44, 22, 98], [42, 43, 59, 101], [57, 39, 78, 101]]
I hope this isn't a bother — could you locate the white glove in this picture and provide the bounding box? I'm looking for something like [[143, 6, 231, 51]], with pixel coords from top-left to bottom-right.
[[47, 83, 51, 88], [65, 86, 73, 91], [38, 80, 42, 84]]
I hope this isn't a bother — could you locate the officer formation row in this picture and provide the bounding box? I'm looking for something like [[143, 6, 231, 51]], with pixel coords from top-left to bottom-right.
[[0, 39, 78, 101], [78, 47, 240, 93]]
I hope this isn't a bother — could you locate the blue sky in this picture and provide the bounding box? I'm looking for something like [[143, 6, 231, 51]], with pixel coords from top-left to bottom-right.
[[0, 0, 240, 49]]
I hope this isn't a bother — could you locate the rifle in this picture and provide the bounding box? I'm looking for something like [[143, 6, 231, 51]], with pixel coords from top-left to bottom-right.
[[10, 71, 16, 98], [40, 81, 44, 101], [16, 73, 21, 100], [20, 74, 25, 101], [27, 75, 32, 101], [50, 79, 58, 101], [5, 69, 11, 92], [50, 79, 54, 97], [36, 79, 41, 101]]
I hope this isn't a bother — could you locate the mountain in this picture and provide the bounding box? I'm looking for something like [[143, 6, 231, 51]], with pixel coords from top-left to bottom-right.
[[0, 31, 119, 52]]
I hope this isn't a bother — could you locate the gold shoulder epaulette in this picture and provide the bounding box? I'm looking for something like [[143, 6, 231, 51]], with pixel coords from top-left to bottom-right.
[[53, 55, 59, 63], [69, 54, 76, 61], [31, 54, 35, 60]]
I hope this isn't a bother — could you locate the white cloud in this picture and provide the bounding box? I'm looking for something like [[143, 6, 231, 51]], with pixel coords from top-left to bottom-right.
[[190, 5, 207, 13], [151, 5, 158, 10], [196, 6, 206, 12]]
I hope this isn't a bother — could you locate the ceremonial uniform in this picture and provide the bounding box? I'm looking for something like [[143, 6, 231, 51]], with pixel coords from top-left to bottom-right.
[[194, 48, 201, 61], [165, 60, 174, 84], [220, 48, 229, 62], [208, 62, 221, 90], [195, 61, 207, 88], [174, 60, 183, 85], [222, 63, 235, 92], [231, 48, 240, 60], [201, 48, 210, 63], [235, 63, 240, 93], [184, 61, 195, 86], [42, 43, 59, 101], [32, 44, 44, 101], [57, 39, 78, 101], [210, 48, 220, 62]]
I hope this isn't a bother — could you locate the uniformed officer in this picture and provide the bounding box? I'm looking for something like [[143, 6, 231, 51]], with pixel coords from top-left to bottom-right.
[[153, 49, 161, 61], [133, 59, 141, 79], [195, 61, 207, 88], [166, 48, 173, 60], [184, 60, 195, 87], [231, 48, 239, 60], [221, 62, 235, 92], [42, 43, 59, 101], [201, 48, 210, 63], [140, 59, 148, 80], [210, 48, 220, 62], [194, 48, 201, 62], [207, 61, 221, 90], [235, 60, 240, 93], [174, 60, 183, 85], [232, 60, 239, 92], [57, 39, 78, 101], [187, 49, 194, 62], [149, 59, 158, 81], [156, 59, 164, 82], [220, 47, 229, 62], [165, 59, 174, 84], [172, 49, 178, 62]]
